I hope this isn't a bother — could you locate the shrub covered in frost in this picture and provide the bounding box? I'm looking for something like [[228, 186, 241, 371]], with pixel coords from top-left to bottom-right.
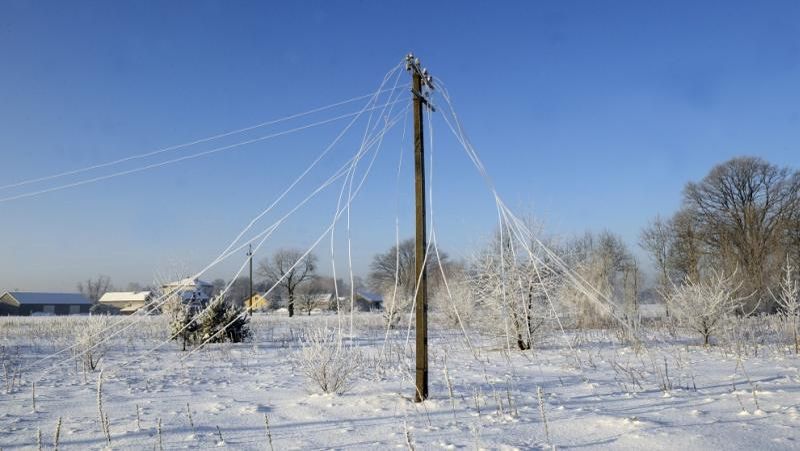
[[296, 328, 362, 394]]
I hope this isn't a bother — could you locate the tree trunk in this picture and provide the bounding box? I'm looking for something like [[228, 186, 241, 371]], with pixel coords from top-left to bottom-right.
[[287, 290, 294, 317]]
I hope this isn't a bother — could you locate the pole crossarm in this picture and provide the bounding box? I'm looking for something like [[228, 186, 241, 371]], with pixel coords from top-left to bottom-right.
[[406, 53, 436, 111]]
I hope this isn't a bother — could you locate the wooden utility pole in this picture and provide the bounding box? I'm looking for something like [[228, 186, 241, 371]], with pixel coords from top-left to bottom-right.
[[407, 53, 433, 402], [247, 244, 253, 315]]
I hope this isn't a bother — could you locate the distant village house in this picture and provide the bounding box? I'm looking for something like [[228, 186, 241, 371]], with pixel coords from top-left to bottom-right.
[[162, 277, 214, 309], [97, 291, 152, 315], [244, 292, 271, 311], [354, 291, 383, 311]]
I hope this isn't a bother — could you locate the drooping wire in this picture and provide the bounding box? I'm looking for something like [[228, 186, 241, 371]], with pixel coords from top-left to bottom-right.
[[0, 100, 404, 204], [0, 82, 404, 192]]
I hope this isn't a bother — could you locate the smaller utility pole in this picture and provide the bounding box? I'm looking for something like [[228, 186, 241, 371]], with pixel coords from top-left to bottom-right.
[[247, 244, 253, 315], [406, 52, 434, 403]]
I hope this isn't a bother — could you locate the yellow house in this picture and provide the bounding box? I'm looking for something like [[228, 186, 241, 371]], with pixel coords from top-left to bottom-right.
[[245, 293, 270, 311]]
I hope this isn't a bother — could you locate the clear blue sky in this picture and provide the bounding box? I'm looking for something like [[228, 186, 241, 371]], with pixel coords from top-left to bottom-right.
[[1, 1, 799, 291]]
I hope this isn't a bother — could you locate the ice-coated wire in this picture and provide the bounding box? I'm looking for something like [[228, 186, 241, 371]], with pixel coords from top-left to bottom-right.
[[328, 65, 405, 340], [0, 81, 404, 192], [0, 100, 404, 203], [378, 106, 409, 361]]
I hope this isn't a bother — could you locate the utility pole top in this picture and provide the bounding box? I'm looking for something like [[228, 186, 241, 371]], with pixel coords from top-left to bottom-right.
[[405, 53, 435, 89], [406, 53, 435, 112]]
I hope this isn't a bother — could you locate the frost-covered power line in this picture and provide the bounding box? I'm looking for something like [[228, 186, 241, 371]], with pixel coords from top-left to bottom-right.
[[0, 83, 404, 193], [0, 100, 405, 204]]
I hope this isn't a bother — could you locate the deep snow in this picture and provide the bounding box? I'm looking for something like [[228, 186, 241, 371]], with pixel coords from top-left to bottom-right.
[[1, 314, 799, 450]]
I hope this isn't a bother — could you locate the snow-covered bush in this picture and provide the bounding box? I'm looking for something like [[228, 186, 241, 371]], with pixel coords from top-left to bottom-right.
[[469, 229, 559, 350], [431, 278, 476, 329], [170, 304, 199, 351], [773, 257, 799, 353], [669, 269, 748, 346], [76, 316, 109, 372], [169, 297, 250, 350], [380, 282, 412, 330], [196, 297, 251, 345], [296, 328, 362, 394], [1, 345, 22, 394]]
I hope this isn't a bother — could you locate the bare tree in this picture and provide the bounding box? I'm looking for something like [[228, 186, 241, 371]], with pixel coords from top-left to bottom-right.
[[640, 216, 675, 315], [368, 239, 429, 300], [470, 227, 560, 350], [560, 231, 633, 328], [622, 258, 641, 332], [258, 249, 316, 317], [297, 276, 330, 316], [368, 238, 448, 325], [669, 269, 748, 346], [668, 208, 704, 283], [683, 157, 800, 310], [77, 276, 113, 304]]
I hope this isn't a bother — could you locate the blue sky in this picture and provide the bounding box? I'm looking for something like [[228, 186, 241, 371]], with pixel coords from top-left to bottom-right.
[[1, 1, 799, 291]]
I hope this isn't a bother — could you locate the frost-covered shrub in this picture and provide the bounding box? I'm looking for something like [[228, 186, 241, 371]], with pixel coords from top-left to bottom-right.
[[168, 297, 251, 350], [1, 345, 22, 394], [469, 232, 559, 351], [380, 283, 411, 330], [669, 269, 747, 346], [773, 257, 800, 353], [296, 328, 362, 394], [170, 304, 199, 351], [431, 281, 475, 329], [76, 316, 110, 372]]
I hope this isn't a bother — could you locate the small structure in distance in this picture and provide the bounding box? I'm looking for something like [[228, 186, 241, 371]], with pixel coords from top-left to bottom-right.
[[245, 292, 271, 311], [0, 291, 91, 316], [162, 277, 214, 310], [97, 291, 152, 315], [355, 291, 383, 311]]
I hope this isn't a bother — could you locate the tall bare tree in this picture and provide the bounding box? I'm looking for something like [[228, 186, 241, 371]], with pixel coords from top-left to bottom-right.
[[640, 216, 675, 315], [258, 249, 316, 317], [683, 157, 800, 310], [77, 275, 113, 303], [640, 217, 673, 289], [560, 231, 634, 328], [668, 208, 703, 283], [367, 238, 447, 307]]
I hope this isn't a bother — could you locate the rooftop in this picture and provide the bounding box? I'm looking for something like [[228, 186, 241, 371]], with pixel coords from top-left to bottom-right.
[[2, 292, 91, 305], [98, 291, 151, 303]]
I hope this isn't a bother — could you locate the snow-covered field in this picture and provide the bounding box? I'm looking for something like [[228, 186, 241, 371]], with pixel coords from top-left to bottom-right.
[[1, 313, 799, 450]]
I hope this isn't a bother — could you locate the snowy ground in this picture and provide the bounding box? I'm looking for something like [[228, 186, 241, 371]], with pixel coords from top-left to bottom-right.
[[1, 314, 799, 450]]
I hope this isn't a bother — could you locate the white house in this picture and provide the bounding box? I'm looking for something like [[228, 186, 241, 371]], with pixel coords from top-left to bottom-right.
[[161, 277, 214, 308], [97, 291, 152, 315]]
